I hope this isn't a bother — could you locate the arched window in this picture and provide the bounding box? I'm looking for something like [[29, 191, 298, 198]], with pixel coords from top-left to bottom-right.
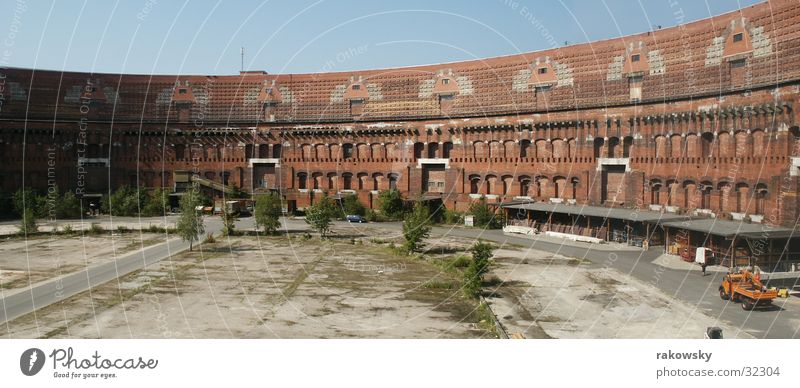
[[755, 183, 768, 215], [607, 137, 620, 158], [701, 133, 714, 158], [519, 176, 531, 197], [622, 136, 633, 157], [469, 175, 481, 194], [700, 181, 713, 209], [442, 142, 453, 158], [342, 173, 353, 190], [342, 143, 354, 159], [593, 138, 604, 158], [519, 139, 531, 158], [570, 177, 579, 199], [427, 142, 439, 158], [413, 143, 424, 159]]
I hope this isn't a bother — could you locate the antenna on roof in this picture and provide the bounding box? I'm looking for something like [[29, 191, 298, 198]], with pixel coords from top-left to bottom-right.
[[240, 47, 244, 72]]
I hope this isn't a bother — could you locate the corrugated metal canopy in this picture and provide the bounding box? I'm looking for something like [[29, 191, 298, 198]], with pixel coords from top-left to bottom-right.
[[661, 218, 798, 239], [501, 201, 688, 223]]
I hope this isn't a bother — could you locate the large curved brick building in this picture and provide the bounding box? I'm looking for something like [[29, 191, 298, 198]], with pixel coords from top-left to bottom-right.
[[2, 1, 800, 269]]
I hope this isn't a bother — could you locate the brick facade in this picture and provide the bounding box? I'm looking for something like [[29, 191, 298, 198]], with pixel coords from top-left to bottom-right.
[[1, 0, 799, 227]]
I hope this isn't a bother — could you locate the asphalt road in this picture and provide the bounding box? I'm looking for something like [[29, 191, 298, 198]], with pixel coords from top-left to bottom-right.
[[0, 217, 223, 325]]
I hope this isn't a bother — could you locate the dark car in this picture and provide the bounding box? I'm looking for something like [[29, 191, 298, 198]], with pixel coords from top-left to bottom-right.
[[346, 214, 367, 223]]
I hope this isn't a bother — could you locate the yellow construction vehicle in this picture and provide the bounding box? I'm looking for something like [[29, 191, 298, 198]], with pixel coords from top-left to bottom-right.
[[719, 269, 777, 311]]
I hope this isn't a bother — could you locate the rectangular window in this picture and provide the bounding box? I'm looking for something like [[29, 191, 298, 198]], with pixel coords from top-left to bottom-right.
[[352, 84, 360, 90], [179, 89, 187, 94], [631, 54, 640, 62], [733, 33, 743, 42], [730, 58, 746, 68], [442, 79, 449, 85], [537, 67, 548, 74]]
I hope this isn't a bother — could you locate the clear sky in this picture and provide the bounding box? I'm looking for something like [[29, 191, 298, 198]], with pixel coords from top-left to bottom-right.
[[0, 0, 762, 75]]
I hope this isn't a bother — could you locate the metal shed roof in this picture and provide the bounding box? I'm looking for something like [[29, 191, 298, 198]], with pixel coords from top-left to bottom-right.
[[501, 202, 688, 223], [661, 218, 798, 239]]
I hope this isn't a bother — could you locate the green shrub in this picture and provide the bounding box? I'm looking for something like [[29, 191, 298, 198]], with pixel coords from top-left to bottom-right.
[[88, 223, 105, 235], [18, 208, 37, 234], [254, 192, 282, 234], [340, 194, 366, 218], [443, 209, 464, 225], [305, 196, 337, 238], [423, 280, 456, 290], [377, 190, 406, 220], [464, 241, 495, 298], [449, 255, 471, 269], [469, 197, 502, 229], [402, 201, 431, 254]]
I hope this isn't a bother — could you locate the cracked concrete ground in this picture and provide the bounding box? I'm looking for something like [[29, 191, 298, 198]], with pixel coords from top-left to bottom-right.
[[0, 233, 167, 293], [1, 231, 492, 339], [484, 248, 754, 339]]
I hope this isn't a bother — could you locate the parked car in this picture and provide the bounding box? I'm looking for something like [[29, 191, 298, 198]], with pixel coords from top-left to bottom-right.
[[346, 214, 367, 223]]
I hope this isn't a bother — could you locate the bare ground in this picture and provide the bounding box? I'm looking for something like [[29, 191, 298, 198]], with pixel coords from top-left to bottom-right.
[[0, 233, 493, 339]]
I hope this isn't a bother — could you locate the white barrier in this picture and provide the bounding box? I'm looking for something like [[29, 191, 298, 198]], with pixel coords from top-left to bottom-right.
[[544, 231, 603, 244], [502, 225, 536, 236]]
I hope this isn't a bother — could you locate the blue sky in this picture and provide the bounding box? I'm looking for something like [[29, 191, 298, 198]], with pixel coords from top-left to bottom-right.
[[0, 0, 761, 75]]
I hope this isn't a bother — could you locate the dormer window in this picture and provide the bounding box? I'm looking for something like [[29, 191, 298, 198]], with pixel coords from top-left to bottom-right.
[[537, 67, 548, 74], [352, 84, 360, 90], [733, 32, 743, 43], [631, 54, 640, 62]]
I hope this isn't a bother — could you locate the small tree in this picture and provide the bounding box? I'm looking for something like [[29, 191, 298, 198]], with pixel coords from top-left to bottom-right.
[[58, 191, 83, 219], [13, 187, 45, 218], [402, 200, 431, 253], [18, 208, 38, 234], [378, 189, 405, 220], [341, 194, 366, 217], [254, 193, 282, 234], [176, 185, 205, 251], [464, 241, 494, 297], [220, 205, 238, 236], [142, 188, 169, 217], [305, 196, 336, 238], [469, 196, 501, 229]]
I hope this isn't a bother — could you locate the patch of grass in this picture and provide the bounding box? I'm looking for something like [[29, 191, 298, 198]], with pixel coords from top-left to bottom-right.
[[473, 301, 500, 338], [87, 223, 105, 235], [41, 325, 70, 339], [482, 275, 503, 287], [449, 254, 471, 269], [423, 279, 458, 290], [102, 285, 149, 309]]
